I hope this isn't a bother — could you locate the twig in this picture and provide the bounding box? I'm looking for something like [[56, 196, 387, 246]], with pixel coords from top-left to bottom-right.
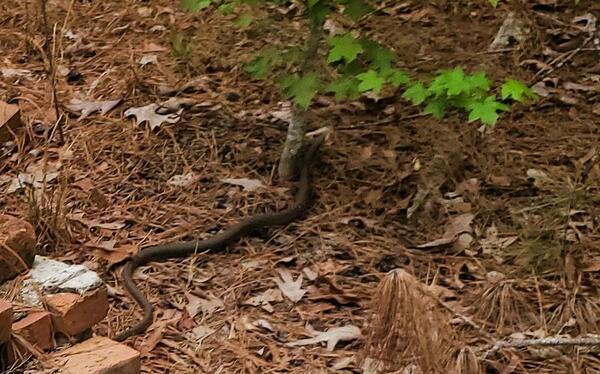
[[533, 36, 593, 82], [38, 0, 65, 145], [482, 336, 600, 358]]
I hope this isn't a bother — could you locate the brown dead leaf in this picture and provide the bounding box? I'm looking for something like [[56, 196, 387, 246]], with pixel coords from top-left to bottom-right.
[[360, 146, 373, 160], [273, 268, 306, 303], [307, 279, 361, 306], [89, 188, 110, 209], [481, 224, 519, 256], [185, 293, 224, 318], [489, 175, 512, 187], [417, 213, 474, 249], [68, 213, 125, 230], [140, 309, 182, 355], [314, 259, 346, 276], [362, 188, 382, 206], [455, 178, 479, 196], [243, 288, 283, 313], [143, 42, 168, 52], [285, 325, 362, 351], [94, 244, 137, 265]]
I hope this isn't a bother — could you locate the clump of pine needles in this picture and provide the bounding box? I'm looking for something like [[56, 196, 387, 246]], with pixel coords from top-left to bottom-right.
[[361, 269, 459, 373]]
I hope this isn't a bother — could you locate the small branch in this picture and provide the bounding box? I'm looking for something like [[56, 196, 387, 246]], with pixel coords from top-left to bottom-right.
[[482, 336, 600, 358]]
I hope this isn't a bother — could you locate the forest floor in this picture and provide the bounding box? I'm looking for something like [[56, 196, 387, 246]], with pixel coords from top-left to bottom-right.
[[0, 0, 599, 373]]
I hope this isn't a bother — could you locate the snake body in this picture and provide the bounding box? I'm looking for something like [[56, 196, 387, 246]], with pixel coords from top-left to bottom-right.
[[113, 135, 325, 342]]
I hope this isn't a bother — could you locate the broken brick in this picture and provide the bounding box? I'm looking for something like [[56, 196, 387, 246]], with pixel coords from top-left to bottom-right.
[[50, 336, 140, 374], [45, 287, 109, 336], [0, 300, 12, 344], [12, 311, 53, 351], [0, 101, 23, 143], [0, 214, 37, 282]]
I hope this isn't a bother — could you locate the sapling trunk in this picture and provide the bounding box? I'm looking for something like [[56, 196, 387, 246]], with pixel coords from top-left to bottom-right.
[[277, 14, 323, 181]]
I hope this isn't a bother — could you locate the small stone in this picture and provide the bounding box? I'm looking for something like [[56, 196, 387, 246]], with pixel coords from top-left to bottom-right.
[[12, 311, 53, 350], [29, 256, 104, 293], [0, 300, 13, 344], [45, 287, 109, 336], [50, 336, 140, 374], [0, 214, 36, 282]]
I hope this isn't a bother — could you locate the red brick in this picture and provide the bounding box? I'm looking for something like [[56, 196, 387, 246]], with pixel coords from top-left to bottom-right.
[[0, 101, 24, 143], [0, 300, 12, 344], [0, 214, 36, 282], [50, 336, 140, 374], [45, 287, 109, 336], [12, 311, 53, 351]]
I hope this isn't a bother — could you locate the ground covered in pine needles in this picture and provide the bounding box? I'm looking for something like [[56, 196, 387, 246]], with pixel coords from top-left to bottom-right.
[[0, 0, 599, 372]]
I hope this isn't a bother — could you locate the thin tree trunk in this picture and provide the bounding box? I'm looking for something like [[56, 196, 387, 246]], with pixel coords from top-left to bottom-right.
[[277, 18, 323, 181]]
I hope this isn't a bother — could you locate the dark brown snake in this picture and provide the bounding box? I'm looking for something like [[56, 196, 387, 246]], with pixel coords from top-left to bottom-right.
[[113, 134, 325, 341]]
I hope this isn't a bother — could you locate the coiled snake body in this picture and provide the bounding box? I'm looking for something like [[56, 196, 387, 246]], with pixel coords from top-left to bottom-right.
[[113, 135, 325, 341]]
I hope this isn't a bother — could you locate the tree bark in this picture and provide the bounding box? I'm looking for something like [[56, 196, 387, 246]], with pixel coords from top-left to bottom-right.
[[277, 17, 323, 181]]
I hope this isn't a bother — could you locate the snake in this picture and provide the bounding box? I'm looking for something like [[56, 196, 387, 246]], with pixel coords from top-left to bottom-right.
[[113, 134, 325, 342]]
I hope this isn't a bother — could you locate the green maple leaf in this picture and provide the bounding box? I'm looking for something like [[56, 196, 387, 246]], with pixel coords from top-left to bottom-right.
[[244, 49, 276, 79], [307, 0, 332, 25], [424, 98, 447, 119], [327, 34, 363, 64], [342, 0, 374, 20], [389, 69, 409, 88], [327, 77, 360, 100], [181, 0, 211, 11], [280, 73, 320, 109], [427, 67, 469, 97], [467, 95, 509, 126], [356, 70, 385, 94], [360, 39, 395, 73], [501, 79, 538, 103], [218, 3, 234, 14], [403, 82, 429, 105], [464, 72, 491, 94], [234, 13, 252, 27]]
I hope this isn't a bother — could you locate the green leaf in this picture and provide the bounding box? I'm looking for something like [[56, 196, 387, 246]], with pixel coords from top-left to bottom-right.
[[389, 69, 409, 88], [356, 70, 385, 94], [443, 67, 466, 96], [327, 77, 361, 100], [244, 50, 275, 79], [279, 73, 320, 109], [488, 0, 500, 6], [342, 0, 374, 20], [464, 72, 491, 94], [218, 3, 234, 15], [424, 98, 447, 119], [501, 79, 538, 103], [341, 59, 364, 76], [307, 0, 331, 25], [181, 0, 211, 12], [360, 38, 395, 73], [427, 67, 468, 97], [403, 82, 429, 105], [327, 34, 364, 64], [467, 95, 509, 126], [234, 13, 253, 27]]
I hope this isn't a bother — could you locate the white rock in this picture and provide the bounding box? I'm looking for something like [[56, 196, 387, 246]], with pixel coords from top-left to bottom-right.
[[28, 256, 104, 294]]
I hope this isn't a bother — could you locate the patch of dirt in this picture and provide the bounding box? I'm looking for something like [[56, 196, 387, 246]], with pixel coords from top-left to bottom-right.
[[0, 0, 598, 373]]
